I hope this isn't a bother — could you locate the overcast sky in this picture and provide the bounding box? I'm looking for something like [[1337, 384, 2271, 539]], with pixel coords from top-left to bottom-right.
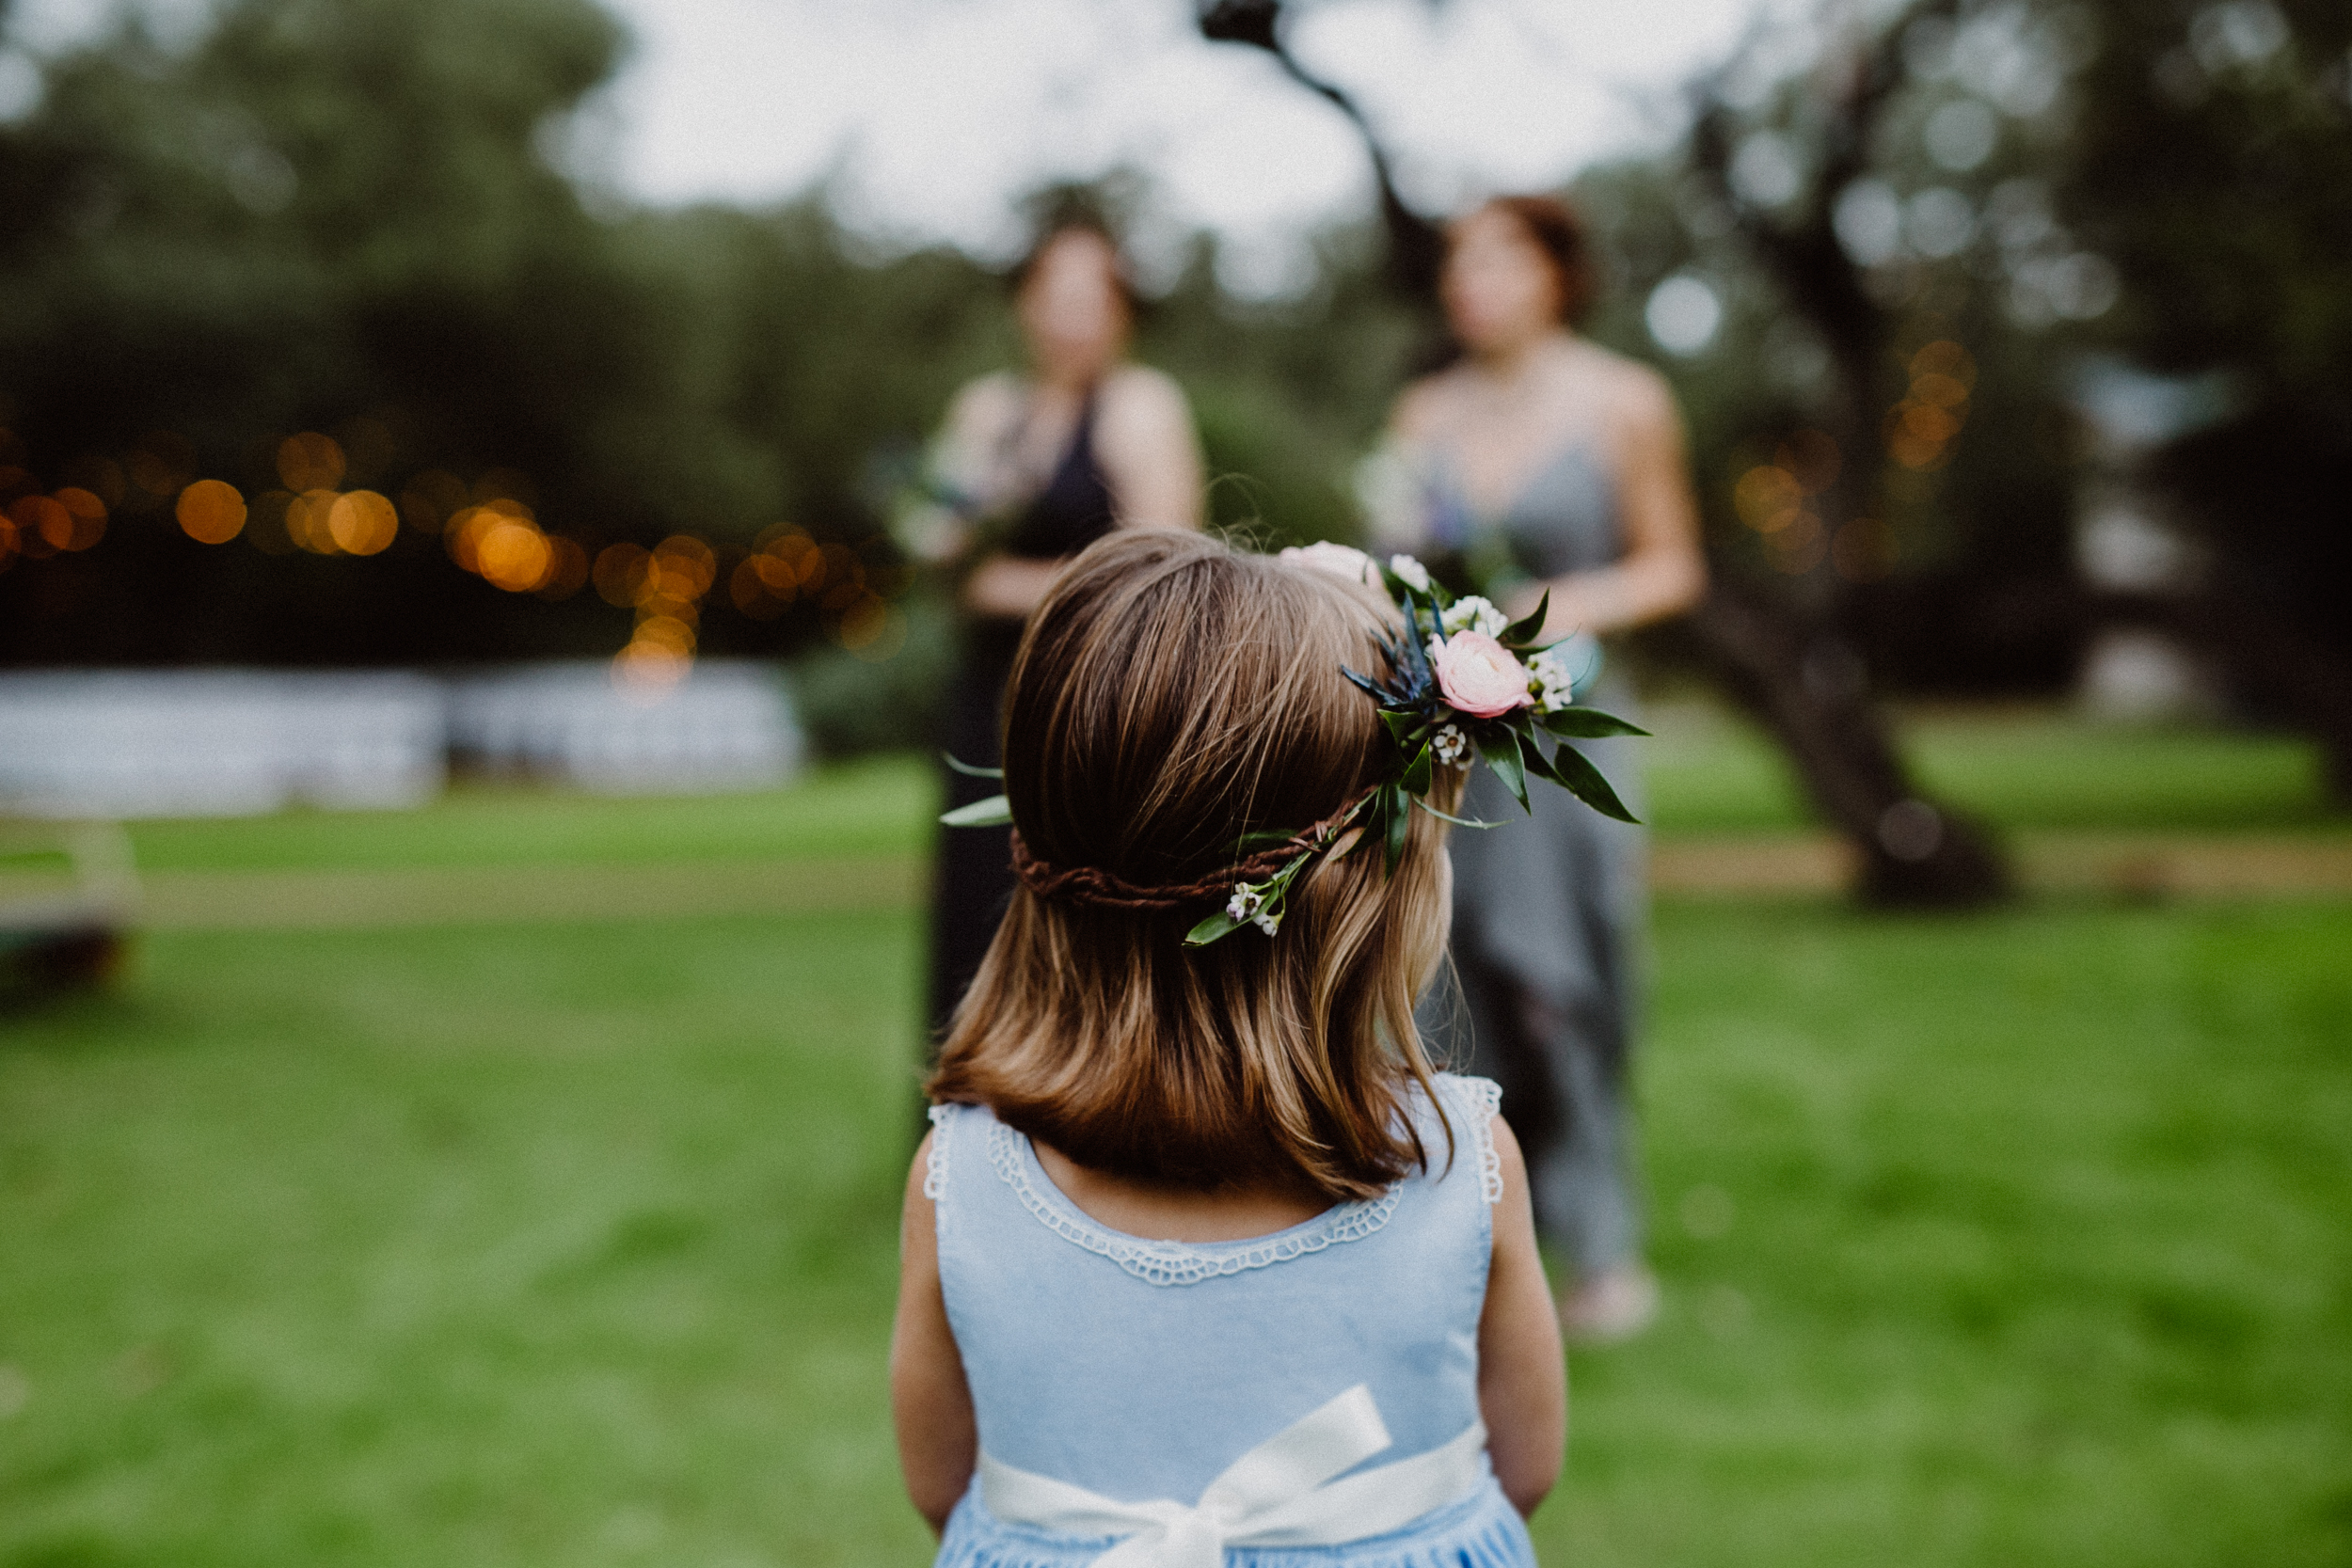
[[14, 0, 1772, 293]]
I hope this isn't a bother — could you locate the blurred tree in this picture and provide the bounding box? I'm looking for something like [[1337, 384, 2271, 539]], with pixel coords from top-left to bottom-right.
[[2051, 0, 2352, 799], [1199, 0, 2049, 904], [0, 0, 1009, 670]]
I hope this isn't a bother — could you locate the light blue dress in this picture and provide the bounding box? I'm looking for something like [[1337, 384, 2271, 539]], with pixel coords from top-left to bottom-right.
[[926, 1074, 1538, 1568], [1414, 442, 1648, 1281]]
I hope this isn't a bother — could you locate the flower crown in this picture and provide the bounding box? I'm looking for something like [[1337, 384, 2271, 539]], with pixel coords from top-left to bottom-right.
[[943, 545, 1645, 947]]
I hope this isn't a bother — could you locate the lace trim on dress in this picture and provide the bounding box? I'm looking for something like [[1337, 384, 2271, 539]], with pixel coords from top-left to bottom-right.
[[925, 1103, 953, 1202], [984, 1119, 1404, 1288], [1448, 1075, 1506, 1206]]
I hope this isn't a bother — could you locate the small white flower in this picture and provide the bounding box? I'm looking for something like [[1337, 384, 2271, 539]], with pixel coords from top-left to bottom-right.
[[1389, 554, 1431, 592], [1433, 723, 1470, 768], [1440, 595, 1509, 640], [1526, 648, 1575, 713], [1253, 910, 1282, 936], [1227, 883, 1263, 923]]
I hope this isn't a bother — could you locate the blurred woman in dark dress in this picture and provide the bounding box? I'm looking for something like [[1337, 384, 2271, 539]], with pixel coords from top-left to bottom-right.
[[917, 222, 1204, 1043], [1370, 197, 1707, 1342]]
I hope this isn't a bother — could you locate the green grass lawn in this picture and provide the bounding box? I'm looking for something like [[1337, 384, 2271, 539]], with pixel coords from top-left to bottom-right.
[[1640, 704, 2342, 836], [4, 894, 2347, 1567], [122, 756, 935, 873], [114, 705, 2343, 877]]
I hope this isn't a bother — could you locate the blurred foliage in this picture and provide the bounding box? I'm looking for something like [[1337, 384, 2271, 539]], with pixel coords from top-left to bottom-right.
[[2056, 0, 2352, 703], [0, 0, 1414, 689], [1564, 0, 2350, 745], [0, 0, 1009, 668], [0, 0, 2344, 758], [1559, 6, 2089, 697]]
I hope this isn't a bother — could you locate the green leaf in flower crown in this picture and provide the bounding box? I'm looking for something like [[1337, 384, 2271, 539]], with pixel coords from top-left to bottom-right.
[[1400, 740, 1434, 798], [1382, 783, 1412, 871], [942, 754, 1005, 779], [1537, 707, 1651, 739], [1499, 590, 1551, 649], [940, 794, 1013, 828], [1540, 738, 1643, 824], [1379, 708, 1422, 748], [1235, 827, 1299, 851], [1476, 729, 1531, 813], [1184, 910, 1244, 947]]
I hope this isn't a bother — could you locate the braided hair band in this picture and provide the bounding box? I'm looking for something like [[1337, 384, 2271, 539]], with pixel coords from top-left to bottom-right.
[[1009, 790, 1374, 930]]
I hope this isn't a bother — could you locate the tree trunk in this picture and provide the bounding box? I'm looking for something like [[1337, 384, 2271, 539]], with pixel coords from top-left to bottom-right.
[[1693, 585, 2010, 906]]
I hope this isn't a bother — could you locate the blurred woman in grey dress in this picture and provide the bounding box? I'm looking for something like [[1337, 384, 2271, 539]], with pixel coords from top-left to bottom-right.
[[1370, 196, 1706, 1341]]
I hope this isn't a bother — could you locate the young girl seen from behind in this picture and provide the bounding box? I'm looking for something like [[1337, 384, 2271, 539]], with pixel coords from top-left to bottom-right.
[[893, 530, 1569, 1567]]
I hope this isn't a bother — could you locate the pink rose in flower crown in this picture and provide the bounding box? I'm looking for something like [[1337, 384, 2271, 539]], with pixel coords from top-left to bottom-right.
[[1430, 632, 1535, 719]]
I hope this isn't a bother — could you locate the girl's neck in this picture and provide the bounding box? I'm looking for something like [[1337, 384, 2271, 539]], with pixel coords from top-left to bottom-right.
[[1032, 1141, 1332, 1244]]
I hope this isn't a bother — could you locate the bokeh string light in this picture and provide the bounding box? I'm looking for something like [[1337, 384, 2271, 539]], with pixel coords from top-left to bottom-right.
[[176, 479, 248, 544], [1722, 340, 1978, 583], [1886, 341, 1976, 471], [1, 422, 913, 688], [1731, 427, 1838, 576]]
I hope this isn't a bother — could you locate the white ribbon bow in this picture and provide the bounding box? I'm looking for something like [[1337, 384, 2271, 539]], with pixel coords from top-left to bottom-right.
[[977, 1385, 1486, 1568]]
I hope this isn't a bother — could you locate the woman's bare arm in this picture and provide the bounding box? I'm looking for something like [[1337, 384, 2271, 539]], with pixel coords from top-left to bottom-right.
[[890, 1132, 977, 1534], [1509, 365, 1707, 638], [960, 557, 1070, 619], [1477, 1115, 1567, 1517], [1094, 366, 1205, 533]]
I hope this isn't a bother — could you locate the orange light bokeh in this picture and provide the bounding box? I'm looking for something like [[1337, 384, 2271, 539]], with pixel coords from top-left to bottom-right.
[[1733, 465, 1804, 533], [1909, 340, 1977, 388], [445, 499, 532, 573], [11, 495, 72, 555], [631, 613, 697, 656], [53, 487, 107, 550], [277, 432, 347, 493], [834, 594, 904, 659], [652, 535, 717, 600], [176, 479, 248, 545], [477, 519, 553, 592], [1910, 372, 1970, 409], [327, 490, 400, 556], [288, 488, 342, 553]]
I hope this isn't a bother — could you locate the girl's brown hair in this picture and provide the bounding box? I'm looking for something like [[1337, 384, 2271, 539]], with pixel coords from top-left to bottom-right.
[[926, 531, 1458, 1203], [1470, 195, 1598, 326]]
